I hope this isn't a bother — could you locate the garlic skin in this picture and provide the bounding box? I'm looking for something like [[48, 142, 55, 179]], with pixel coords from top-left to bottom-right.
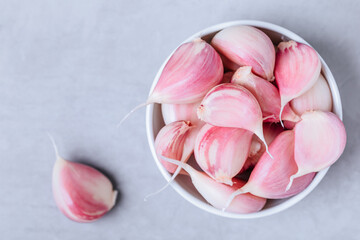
[[150, 38, 223, 104], [194, 124, 253, 185], [161, 156, 266, 214], [197, 83, 271, 157], [287, 111, 346, 190], [53, 157, 117, 222], [231, 66, 300, 123], [225, 131, 315, 209], [155, 121, 193, 173], [211, 25, 275, 81], [275, 41, 321, 119], [161, 101, 203, 126], [290, 74, 332, 116]]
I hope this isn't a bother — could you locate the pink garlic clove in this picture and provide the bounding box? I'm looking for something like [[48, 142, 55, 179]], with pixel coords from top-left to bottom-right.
[[146, 122, 199, 200], [161, 156, 266, 214], [118, 39, 223, 126], [166, 123, 202, 180], [194, 124, 253, 185], [287, 111, 346, 190], [243, 130, 315, 199], [222, 71, 234, 83], [161, 101, 203, 126], [241, 123, 284, 172], [154, 121, 193, 173], [290, 74, 333, 116], [197, 83, 272, 157], [150, 38, 223, 104], [275, 40, 321, 123], [231, 66, 300, 123], [211, 25, 275, 81], [50, 139, 117, 223], [225, 131, 315, 208]]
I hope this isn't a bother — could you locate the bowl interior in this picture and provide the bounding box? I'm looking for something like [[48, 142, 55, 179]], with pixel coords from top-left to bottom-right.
[[146, 20, 342, 219]]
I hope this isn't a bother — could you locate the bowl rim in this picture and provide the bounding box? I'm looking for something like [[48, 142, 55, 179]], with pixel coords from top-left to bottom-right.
[[145, 20, 343, 219]]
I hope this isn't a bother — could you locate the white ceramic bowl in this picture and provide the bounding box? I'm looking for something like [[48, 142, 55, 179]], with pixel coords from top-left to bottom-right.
[[146, 20, 342, 219]]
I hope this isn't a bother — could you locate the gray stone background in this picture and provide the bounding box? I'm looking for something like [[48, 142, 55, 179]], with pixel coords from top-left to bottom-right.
[[0, 0, 359, 239]]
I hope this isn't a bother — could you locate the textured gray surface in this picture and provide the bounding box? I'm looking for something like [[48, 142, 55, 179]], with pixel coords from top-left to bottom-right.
[[0, 0, 359, 239]]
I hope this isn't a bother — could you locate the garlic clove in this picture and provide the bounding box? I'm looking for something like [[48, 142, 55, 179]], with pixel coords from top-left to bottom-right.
[[50, 138, 117, 223], [211, 26, 275, 81], [154, 121, 193, 173], [242, 131, 315, 199], [150, 38, 223, 104], [119, 39, 223, 126], [290, 74, 332, 116], [197, 83, 272, 157], [225, 131, 315, 208], [164, 123, 200, 179], [145, 122, 200, 200], [53, 159, 117, 223], [194, 124, 253, 186], [231, 66, 299, 123], [161, 101, 203, 126], [275, 40, 321, 122], [241, 123, 284, 172], [161, 156, 266, 214], [287, 111, 346, 190]]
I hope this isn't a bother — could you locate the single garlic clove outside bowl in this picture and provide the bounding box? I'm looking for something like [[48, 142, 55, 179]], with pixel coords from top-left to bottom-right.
[[146, 20, 343, 219]]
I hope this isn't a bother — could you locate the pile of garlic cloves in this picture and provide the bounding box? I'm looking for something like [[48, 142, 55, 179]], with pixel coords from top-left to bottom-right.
[[149, 25, 346, 214], [51, 25, 347, 220]]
